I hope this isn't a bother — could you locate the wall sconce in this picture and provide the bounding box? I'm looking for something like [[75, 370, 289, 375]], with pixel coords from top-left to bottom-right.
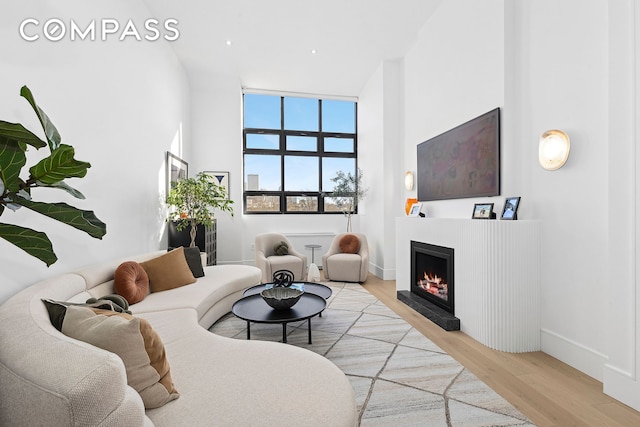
[[539, 129, 570, 170], [404, 171, 414, 190]]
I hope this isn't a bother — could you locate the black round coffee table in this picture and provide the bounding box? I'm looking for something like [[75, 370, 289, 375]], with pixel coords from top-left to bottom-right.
[[243, 282, 332, 300], [232, 293, 326, 344]]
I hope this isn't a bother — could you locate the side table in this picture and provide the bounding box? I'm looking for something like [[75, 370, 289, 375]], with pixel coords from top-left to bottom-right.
[[305, 244, 322, 269]]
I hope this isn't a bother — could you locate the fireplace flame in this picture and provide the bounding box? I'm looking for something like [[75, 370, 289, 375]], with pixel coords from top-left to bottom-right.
[[417, 272, 448, 300], [423, 272, 442, 284]]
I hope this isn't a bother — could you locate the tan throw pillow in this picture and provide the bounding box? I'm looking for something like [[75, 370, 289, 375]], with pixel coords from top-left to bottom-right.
[[339, 234, 361, 254], [140, 247, 196, 293], [114, 261, 149, 304], [61, 306, 179, 409]]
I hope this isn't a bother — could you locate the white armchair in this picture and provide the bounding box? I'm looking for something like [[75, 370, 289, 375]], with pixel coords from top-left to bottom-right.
[[322, 233, 369, 283], [254, 233, 308, 283]]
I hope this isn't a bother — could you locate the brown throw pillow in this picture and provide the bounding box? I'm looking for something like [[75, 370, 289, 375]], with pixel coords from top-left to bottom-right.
[[114, 261, 149, 304], [339, 234, 361, 254], [61, 306, 179, 409], [140, 247, 196, 293]]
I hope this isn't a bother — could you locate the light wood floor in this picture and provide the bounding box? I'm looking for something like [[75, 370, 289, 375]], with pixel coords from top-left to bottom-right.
[[360, 275, 640, 427]]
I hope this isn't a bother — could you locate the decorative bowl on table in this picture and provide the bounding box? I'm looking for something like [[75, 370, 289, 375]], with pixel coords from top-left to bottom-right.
[[260, 287, 304, 310]]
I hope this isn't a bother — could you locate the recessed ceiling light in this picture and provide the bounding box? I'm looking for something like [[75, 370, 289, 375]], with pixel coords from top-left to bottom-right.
[[311, 49, 317, 54], [226, 40, 232, 46]]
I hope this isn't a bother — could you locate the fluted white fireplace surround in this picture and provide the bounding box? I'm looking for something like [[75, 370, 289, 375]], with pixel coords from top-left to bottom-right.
[[396, 218, 541, 353]]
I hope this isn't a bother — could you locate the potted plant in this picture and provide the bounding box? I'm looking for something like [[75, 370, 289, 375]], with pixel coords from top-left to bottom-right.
[[0, 86, 107, 266], [166, 171, 233, 248], [329, 168, 368, 232]]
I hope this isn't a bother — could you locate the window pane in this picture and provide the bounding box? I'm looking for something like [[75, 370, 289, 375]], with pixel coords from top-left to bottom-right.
[[322, 157, 355, 191], [322, 100, 355, 133], [244, 94, 280, 129], [286, 196, 318, 212], [284, 97, 318, 131], [324, 196, 353, 212], [286, 135, 317, 151], [246, 133, 279, 149], [285, 156, 319, 191], [325, 137, 354, 153], [246, 195, 280, 212], [245, 155, 281, 191]]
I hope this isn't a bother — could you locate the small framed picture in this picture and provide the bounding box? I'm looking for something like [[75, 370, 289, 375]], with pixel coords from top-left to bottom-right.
[[501, 196, 521, 220], [408, 202, 423, 217], [472, 203, 494, 219], [204, 171, 230, 199], [166, 152, 188, 199]]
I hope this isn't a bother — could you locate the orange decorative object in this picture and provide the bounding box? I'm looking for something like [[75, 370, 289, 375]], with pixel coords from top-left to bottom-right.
[[179, 212, 188, 219], [405, 198, 418, 215]]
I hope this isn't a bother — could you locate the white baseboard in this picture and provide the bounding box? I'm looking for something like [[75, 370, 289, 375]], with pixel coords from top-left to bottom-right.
[[541, 328, 607, 382], [603, 364, 640, 412], [368, 262, 395, 281]]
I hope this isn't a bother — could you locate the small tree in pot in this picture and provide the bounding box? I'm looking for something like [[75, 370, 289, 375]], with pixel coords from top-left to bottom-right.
[[329, 168, 368, 232], [166, 171, 233, 247]]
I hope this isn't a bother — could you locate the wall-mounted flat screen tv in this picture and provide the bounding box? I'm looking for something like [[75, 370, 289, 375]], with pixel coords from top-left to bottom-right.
[[417, 107, 500, 201]]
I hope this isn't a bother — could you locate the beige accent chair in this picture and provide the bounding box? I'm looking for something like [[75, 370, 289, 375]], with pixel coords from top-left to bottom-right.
[[254, 233, 308, 283], [322, 233, 369, 283]]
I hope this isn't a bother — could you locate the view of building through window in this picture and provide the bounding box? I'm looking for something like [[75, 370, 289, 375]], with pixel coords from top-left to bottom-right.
[[243, 93, 357, 214]]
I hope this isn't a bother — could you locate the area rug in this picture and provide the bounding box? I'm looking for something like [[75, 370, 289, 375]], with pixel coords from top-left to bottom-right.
[[209, 282, 535, 426]]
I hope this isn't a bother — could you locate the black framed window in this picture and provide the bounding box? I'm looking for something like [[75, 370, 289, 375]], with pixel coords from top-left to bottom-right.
[[243, 93, 357, 214]]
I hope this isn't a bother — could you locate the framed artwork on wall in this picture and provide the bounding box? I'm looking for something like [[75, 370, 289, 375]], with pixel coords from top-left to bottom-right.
[[205, 171, 230, 199], [472, 203, 495, 219], [417, 108, 500, 201], [500, 196, 521, 220], [166, 152, 188, 199]]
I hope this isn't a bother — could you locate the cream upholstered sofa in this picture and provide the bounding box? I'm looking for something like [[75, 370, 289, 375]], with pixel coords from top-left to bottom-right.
[[0, 250, 357, 426], [254, 232, 308, 283], [322, 233, 369, 283]]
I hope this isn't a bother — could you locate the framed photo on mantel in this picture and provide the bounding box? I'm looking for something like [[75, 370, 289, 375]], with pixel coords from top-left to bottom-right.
[[501, 196, 521, 220], [472, 203, 495, 219], [408, 202, 423, 217]]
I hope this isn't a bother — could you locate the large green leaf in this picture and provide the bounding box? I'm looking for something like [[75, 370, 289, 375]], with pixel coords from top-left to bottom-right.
[[28, 144, 91, 184], [20, 86, 61, 151], [0, 121, 47, 149], [0, 139, 26, 192], [16, 198, 106, 239], [0, 222, 57, 266], [36, 180, 86, 199]]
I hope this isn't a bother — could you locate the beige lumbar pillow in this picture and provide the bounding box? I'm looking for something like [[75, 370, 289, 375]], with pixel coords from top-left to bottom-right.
[[140, 246, 196, 293], [61, 305, 179, 409]]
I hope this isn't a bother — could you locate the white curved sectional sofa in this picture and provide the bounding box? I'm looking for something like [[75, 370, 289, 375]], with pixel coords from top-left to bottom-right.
[[0, 251, 357, 426]]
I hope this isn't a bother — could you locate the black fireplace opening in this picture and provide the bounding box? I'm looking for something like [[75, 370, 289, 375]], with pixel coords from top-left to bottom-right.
[[410, 241, 454, 315]]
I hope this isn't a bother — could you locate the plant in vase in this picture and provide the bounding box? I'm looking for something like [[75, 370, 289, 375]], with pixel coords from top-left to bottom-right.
[[0, 86, 107, 266], [329, 168, 368, 232], [166, 171, 233, 248]]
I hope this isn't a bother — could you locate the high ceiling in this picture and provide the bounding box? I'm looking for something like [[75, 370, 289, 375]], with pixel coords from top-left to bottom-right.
[[143, 0, 442, 96]]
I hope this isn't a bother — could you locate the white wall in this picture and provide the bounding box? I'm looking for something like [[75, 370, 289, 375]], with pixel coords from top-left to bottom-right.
[[0, 1, 189, 304], [603, 0, 640, 411], [510, 0, 609, 381], [358, 60, 405, 279], [188, 73, 244, 263], [403, 0, 505, 219], [399, 0, 640, 409]]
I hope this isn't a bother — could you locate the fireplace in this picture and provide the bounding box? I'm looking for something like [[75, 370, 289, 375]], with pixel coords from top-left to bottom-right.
[[397, 241, 459, 331], [411, 241, 455, 314]]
